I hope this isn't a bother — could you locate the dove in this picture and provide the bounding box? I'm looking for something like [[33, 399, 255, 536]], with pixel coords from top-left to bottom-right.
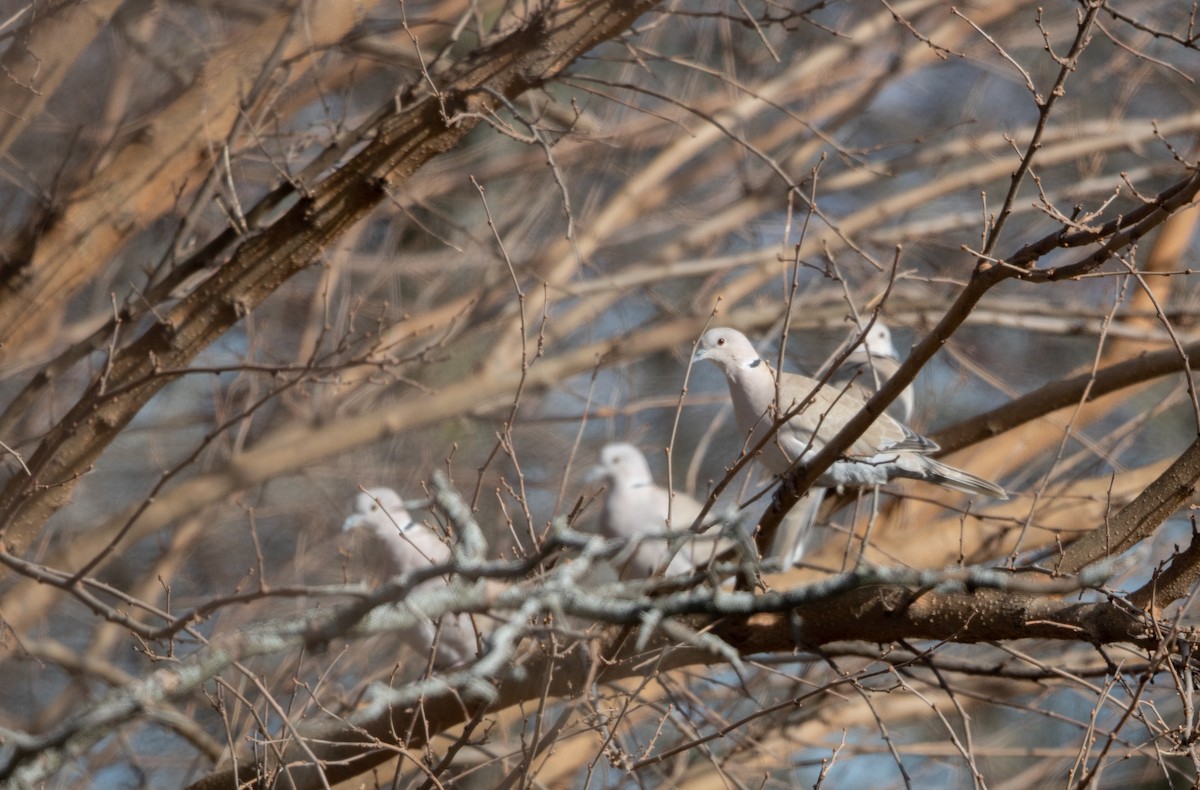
[[342, 487, 477, 668], [589, 443, 729, 579], [769, 321, 914, 567], [692, 328, 1006, 499], [830, 321, 913, 424]]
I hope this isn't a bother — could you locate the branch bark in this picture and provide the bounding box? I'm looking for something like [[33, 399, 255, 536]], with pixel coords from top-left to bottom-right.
[[931, 338, 1200, 455], [183, 568, 1158, 790], [0, 0, 660, 560], [1058, 435, 1200, 576], [0, 3, 374, 358]]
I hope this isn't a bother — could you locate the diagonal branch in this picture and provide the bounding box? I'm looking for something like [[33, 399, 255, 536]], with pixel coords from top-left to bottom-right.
[[754, 167, 1200, 556], [1130, 526, 1200, 612], [0, 0, 661, 561], [1057, 435, 1200, 577], [931, 337, 1200, 455]]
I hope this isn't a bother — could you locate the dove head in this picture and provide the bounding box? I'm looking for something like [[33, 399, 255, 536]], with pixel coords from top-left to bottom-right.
[[342, 487, 414, 536], [857, 322, 899, 360], [592, 442, 654, 488], [693, 327, 762, 373]]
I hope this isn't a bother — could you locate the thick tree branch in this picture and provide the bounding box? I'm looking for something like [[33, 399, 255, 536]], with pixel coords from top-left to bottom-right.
[[0, 0, 659, 559], [183, 563, 1158, 790], [1130, 526, 1200, 611], [930, 338, 1200, 455], [1057, 435, 1200, 576], [0, 4, 369, 355]]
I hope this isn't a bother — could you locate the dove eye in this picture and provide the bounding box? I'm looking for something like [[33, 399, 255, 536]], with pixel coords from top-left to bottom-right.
[[717, 337, 726, 346]]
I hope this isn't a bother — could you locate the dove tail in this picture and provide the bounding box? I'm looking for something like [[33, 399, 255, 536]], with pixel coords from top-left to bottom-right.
[[916, 457, 1008, 500]]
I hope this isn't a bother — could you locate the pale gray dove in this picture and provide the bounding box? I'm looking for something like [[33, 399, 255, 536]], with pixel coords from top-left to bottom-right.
[[770, 321, 914, 567], [342, 487, 477, 667], [590, 442, 729, 579], [693, 328, 1006, 499], [831, 321, 913, 424]]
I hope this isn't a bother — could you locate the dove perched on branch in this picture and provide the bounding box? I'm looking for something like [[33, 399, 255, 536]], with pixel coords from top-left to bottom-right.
[[770, 320, 916, 567], [342, 487, 477, 668], [693, 327, 1006, 499], [589, 443, 730, 579], [830, 321, 913, 424]]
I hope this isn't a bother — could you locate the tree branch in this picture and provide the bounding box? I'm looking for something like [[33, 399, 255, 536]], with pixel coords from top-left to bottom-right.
[[0, 0, 660, 562], [182, 562, 1157, 790], [1057, 435, 1200, 576], [931, 337, 1200, 455], [754, 167, 1200, 555]]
